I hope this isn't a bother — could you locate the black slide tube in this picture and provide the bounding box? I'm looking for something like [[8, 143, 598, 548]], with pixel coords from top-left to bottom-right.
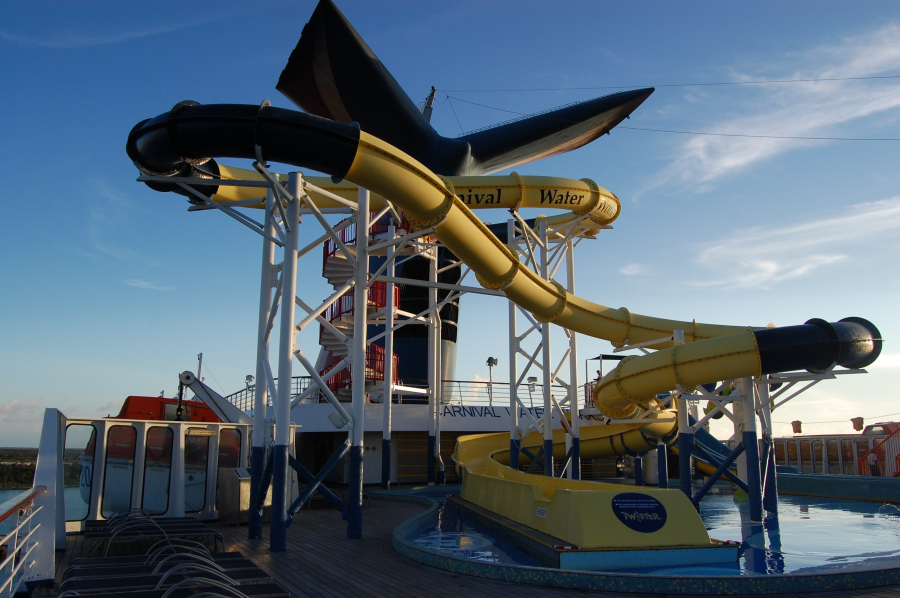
[[754, 317, 882, 374], [126, 102, 360, 200]]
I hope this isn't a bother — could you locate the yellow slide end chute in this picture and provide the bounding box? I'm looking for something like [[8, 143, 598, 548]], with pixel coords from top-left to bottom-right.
[[212, 163, 621, 228]]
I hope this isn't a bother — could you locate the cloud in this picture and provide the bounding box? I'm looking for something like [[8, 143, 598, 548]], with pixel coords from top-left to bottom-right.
[[87, 181, 163, 267], [872, 352, 900, 370], [124, 279, 173, 291], [642, 24, 900, 193], [0, 15, 225, 49], [0, 399, 45, 424], [692, 196, 900, 289], [620, 263, 648, 276]]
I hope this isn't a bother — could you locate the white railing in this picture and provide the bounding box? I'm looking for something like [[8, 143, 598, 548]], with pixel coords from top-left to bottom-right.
[[0, 486, 45, 598]]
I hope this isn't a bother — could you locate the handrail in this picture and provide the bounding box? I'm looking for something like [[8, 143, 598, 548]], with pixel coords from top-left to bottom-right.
[[857, 426, 900, 475], [1, 487, 44, 598], [0, 486, 45, 524]]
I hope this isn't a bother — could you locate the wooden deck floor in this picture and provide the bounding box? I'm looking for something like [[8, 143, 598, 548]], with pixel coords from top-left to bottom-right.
[[54, 499, 900, 598], [205, 498, 900, 598]]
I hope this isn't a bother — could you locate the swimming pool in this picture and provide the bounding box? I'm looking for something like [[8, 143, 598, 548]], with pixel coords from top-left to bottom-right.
[[410, 494, 900, 575]]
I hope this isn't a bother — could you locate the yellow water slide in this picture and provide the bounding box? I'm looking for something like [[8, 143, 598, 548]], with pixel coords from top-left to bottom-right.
[[128, 104, 881, 552]]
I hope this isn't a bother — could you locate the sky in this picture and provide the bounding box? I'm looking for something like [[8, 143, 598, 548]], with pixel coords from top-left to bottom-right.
[[1, 1, 899, 446]]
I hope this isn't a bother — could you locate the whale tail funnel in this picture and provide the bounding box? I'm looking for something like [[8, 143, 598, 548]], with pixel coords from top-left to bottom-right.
[[277, 0, 653, 176]]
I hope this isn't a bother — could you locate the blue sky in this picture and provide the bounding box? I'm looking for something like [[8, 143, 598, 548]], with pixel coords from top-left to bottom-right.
[[1, 1, 899, 445]]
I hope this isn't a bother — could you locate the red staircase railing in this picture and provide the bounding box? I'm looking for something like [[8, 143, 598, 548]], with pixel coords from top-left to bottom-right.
[[856, 425, 900, 476], [323, 212, 412, 265], [318, 344, 399, 393], [323, 280, 400, 323]]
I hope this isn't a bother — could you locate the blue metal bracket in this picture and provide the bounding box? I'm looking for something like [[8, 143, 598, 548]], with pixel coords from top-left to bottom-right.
[[693, 442, 746, 504], [692, 443, 749, 493], [288, 454, 346, 511], [286, 440, 351, 526], [558, 445, 575, 478], [524, 446, 545, 474]]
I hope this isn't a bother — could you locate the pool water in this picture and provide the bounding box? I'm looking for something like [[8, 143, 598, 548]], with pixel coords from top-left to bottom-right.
[[411, 495, 900, 576]]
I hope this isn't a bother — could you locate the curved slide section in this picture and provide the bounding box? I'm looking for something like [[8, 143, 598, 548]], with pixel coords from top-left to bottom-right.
[[127, 102, 882, 550]]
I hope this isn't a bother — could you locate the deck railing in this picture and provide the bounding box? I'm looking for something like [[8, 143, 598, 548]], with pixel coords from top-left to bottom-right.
[[224, 376, 315, 412], [225, 377, 596, 410], [0, 486, 46, 598]]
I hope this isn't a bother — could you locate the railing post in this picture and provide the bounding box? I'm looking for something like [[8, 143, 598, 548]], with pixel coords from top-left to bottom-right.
[[29, 408, 62, 586], [431, 250, 445, 484], [508, 220, 520, 470], [270, 176, 300, 552], [251, 189, 277, 539], [743, 377, 764, 522], [677, 390, 694, 499], [381, 225, 395, 489], [657, 440, 668, 489], [539, 220, 553, 476], [760, 379, 778, 514], [348, 187, 369, 538], [565, 237, 580, 480]]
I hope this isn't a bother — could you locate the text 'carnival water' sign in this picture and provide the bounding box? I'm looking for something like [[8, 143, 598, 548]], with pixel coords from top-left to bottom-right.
[[610, 493, 667, 533]]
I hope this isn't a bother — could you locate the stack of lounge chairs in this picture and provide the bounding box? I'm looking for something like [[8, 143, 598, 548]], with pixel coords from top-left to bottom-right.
[[60, 511, 289, 598]]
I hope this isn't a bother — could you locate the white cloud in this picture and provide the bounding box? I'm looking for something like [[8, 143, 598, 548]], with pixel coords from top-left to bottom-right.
[[692, 196, 900, 289], [0, 15, 225, 49], [87, 181, 163, 267], [125, 279, 173, 291], [872, 352, 900, 370], [620, 263, 647, 276], [643, 24, 900, 192]]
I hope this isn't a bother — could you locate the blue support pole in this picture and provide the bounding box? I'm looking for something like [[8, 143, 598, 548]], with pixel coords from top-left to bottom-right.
[[763, 437, 779, 514], [634, 454, 644, 486], [509, 438, 519, 470], [571, 437, 581, 480], [678, 432, 694, 498], [249, 445, 266, 538], [381, 438, 391, 490], [427, 435, 436, 484], [270, 444, 289, 550], [743, 399, 764, 520], [656, 441, 668, 488], [347, 187, 370, 539], [251, 188, 276, 541], [544, 438, 555, 476], [347, 446, 364, 537], [271, 177, 301, 552]]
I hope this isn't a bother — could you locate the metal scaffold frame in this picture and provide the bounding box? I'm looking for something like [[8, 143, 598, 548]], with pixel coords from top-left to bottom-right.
[[504, 213, 605, 480], [142, 163, 507, 547]]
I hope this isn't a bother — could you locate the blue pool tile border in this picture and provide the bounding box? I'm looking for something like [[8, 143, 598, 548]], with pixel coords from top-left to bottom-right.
[[371, 488, 900, 595]]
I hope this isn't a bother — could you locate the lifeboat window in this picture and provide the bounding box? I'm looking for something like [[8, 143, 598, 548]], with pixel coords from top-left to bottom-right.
[[856, 440, 870, 473], [64, 424, 96, 521], [101, 425, 137, 517], [841, 439, 855, 474], [812, 441, 825, 474], [786, 441, 798, 468], [184, 431, 210, 513], [799, 440, 813, 474], [142, 427, 173, 515], [825, 439, 839, 474], [218, 429, 242, 470], [774, 441, 785, 465]]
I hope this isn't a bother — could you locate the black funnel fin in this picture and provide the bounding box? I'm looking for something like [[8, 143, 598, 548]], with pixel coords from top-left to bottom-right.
[[277, 0, 437, 163], [459, 88, 654, 175], [277, 0, 654, 176]]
